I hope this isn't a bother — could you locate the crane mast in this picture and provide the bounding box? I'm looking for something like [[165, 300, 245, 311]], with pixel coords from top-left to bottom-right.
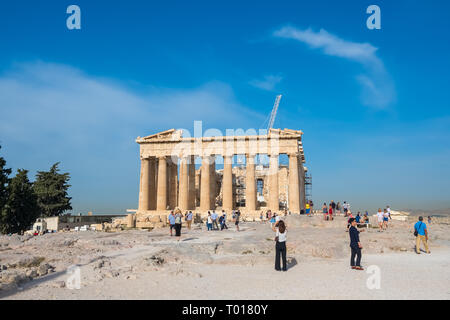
[[268, 95, 282, 130]]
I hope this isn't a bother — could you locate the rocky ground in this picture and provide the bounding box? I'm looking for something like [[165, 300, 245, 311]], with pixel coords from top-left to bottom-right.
[[1, 215, 449, 299]]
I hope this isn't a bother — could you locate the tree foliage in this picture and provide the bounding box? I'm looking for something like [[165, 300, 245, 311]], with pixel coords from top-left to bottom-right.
[[0, 145, 12, 210], [34, 162, 72, 217], [0, 169, 39, 234], [0, 147, 73, 234]]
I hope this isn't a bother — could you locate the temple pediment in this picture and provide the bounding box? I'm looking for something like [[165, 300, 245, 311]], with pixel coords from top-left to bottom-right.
[[137, 129, 182, 142], [268, 128, 303, 137]]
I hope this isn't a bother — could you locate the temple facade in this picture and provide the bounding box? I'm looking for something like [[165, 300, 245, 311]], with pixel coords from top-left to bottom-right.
[[136, 128, 307, 216]]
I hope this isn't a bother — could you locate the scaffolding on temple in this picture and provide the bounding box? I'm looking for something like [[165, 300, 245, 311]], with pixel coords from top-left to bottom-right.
[[305, 172, 312, 202]]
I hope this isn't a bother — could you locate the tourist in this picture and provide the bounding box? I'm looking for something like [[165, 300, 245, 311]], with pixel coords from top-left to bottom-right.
[[343, 201, 349, 216], [383, 208, 389, 229], [221, 210, 227, 222], [346, 211, 354, 231], [309, 200, 314, 214], [414, 216, 430, 254], [219, 214, 225, 230], [364, 211, 369, 221], [387, 205, 392, 220], [168, 210, 176, 236], [186, 211, 193, 230], [328, 204, 333, 221], [336, 201, 341, 214], [260, 211, 264, 222], [322, 203, 328, 220], [206, 212, 213, 231], [376, 208, 384, 231], [305, 202, 311, 216], [428, 216, 432, 224], [355, 212, 361, 223], [220, 213, 228, 230], [270, 213, 276, 227], [272, 219, 287, 271], [275, 213, 281, 223], [349, 218, 364, 270], [361, 212, 368, 224], [174, 209, 183, 242], [331, 200, 336, 215], [233, 210, 241, 231], [211, 210, 219, 230]]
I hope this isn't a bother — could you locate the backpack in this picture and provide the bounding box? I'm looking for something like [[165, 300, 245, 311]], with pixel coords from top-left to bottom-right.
[[414, 222, 422, 237], [175, 215, 182, 224]]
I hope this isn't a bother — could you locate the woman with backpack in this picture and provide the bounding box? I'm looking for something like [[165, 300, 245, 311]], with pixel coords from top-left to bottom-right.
[[272, 219, 287, 271]]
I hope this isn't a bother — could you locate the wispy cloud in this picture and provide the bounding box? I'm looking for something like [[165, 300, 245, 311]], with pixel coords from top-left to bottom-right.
[[274, 26, 395, 109], [0, 61, 263, 213], [249, 74, 283, 91]]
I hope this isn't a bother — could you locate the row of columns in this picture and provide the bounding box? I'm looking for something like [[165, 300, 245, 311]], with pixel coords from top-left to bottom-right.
[[138, 153, 305, 213]]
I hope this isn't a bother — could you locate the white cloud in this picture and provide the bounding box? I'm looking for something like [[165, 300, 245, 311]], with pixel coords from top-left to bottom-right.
[[274, 26, 395, 109], [274, 26, 380, 65], [249, 74, 283, 91], [0, 61, 262, 143]]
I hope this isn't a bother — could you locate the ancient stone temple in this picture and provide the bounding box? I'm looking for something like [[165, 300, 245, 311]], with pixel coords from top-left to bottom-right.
[[135, 128, 307, 218]]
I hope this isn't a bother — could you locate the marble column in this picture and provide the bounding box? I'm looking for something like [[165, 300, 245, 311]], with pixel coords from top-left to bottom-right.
[[156, 156, 168, 211], [169, 159, 178, 209], [179, 156, 189, 211], [245, 154, 256, 211], [209, 156, 216, 209], [288, 153, 300, 213], [149, 157, 157, 210], [200, 155, 212, 211], [269, 154, 279, 211], [188, 155, 196, 209], [138, 158, 151, 211], [299, 162, 306, 212], [222, 155, 233, 211]]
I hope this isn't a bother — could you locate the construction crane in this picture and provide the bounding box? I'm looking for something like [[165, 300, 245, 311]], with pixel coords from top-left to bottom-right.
[[267, 94, 282, 130]]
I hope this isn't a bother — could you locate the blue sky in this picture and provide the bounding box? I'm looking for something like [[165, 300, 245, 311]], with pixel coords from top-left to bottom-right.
[[0, 0, 449, 213]]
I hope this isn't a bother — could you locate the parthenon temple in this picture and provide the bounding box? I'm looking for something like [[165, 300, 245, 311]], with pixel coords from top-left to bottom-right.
[[136, 128, 307, 217]]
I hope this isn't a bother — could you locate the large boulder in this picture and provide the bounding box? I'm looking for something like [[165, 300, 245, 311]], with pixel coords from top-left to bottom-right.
[[149, 216, 161, 223]]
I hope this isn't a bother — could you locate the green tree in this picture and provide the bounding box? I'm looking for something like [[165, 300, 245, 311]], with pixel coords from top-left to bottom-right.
[[0, 145, 12, 213], [34, 162, 72, 217], [0, 169, 39, 234]]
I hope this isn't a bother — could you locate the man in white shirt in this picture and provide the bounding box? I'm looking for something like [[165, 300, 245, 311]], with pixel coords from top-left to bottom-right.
[[376, 209, 384, 231], [343, 202, 348, 216]]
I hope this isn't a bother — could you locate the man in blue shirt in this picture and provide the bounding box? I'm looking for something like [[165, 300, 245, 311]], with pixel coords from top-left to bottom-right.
[[211, 211, 219, 230], [414, 216, 430, 254], [168, 211, 176, 236], [186, 211, 193, 230]]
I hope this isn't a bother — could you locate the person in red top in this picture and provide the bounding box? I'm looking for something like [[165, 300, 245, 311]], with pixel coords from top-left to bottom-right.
[[347, 212, 354, 230], [328, 204, 333, 221]]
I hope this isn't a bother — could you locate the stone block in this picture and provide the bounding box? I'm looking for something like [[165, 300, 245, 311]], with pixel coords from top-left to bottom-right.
[[149, 216, 161, 223], [136, 222, 154, 229]]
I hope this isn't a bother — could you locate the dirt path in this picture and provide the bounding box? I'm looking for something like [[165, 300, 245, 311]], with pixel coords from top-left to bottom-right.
[[1, 215, 449, 299]]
